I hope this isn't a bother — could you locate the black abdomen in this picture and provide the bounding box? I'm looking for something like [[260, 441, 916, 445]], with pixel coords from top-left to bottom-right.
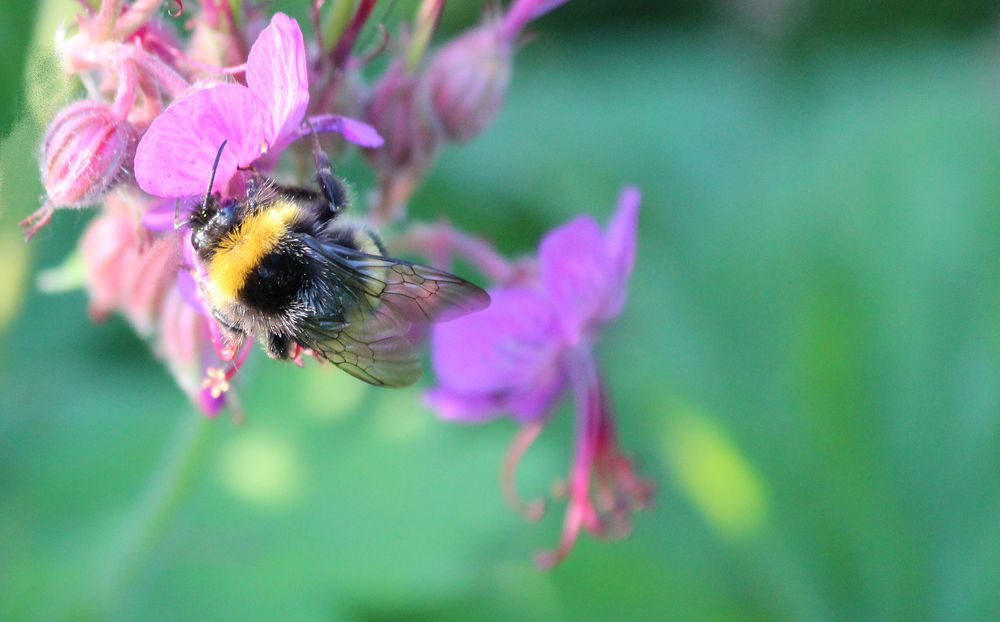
[[239, 246, 311, 314]]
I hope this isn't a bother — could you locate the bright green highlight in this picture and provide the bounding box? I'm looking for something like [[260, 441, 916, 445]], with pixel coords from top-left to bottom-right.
[[0, 231, 28, 332], [322, 0, 356, 53], [218, 432, 303, 507], [666, 406, 768, 541]]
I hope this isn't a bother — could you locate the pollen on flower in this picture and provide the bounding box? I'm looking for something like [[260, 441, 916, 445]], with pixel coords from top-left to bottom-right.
[[202, 367, 231, 398]]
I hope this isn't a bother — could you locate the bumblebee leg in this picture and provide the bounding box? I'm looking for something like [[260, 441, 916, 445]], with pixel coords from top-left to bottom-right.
[[244, 174, 267, 206], [272, 184, 319, 203], [311, 133, 349, 217], [212, 309, 244, 337], [264, 331, 292, 360], [210, 309, 247, 360]]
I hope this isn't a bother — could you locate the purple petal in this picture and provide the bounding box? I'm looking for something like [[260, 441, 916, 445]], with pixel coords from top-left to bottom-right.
[[135, 85, 264, 197], [181, 230, 198, 268], [198, 386, 226, 416], [530, 0, 571, 19], [505, 370, 566, 422], [606, 186, 640, 279], [298, 114, 385, 148], [424, 388, 506, 423], [141, 198, 179, 231], [177, 268, 203, 314], [141, 196, 203, 231], [540, 215, 614, 339], [246, 13, 309, 148], [338, 116, 384, 147], [428, 288, 564, 422], [500, 0, 570, 41], [601, 186, 640, 320]]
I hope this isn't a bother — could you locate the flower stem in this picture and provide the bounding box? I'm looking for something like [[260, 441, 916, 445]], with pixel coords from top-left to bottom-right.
[[390, 220, 522, 283], [92, 411, 215, 615], [406, 0, 446, 71], [323, 0, 356, 54]]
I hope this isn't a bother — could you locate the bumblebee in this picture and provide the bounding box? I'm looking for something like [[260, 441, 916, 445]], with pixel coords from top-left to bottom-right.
[[187, 139, 490, 387]]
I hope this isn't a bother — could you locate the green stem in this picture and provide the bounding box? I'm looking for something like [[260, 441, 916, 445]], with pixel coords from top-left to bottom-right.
[[323, 0, 356, 54], [92, 412, 216, 616]]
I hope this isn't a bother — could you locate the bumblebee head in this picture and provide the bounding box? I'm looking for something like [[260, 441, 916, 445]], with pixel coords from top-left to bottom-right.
[[191, 194, 240, 255], [190, 140, 243, 256]]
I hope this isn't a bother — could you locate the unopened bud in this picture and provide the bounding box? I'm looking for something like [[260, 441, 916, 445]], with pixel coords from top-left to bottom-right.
[[363, 60, 442, 221], [24, 100, 135, 239], [41, 100, 134, 208], [424, 25, 512, 143], [365, 60, 441, 178]]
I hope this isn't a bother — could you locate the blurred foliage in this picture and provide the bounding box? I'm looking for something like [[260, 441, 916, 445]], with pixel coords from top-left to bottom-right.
[[5, 1, 1000, 621]]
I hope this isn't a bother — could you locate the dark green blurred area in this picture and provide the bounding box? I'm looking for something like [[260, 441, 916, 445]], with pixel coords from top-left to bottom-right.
[[5, 1, 1000, 620]]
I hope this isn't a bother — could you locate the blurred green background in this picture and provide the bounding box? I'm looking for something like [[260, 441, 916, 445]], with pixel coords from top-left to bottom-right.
[[5, 0, 1000, 620]]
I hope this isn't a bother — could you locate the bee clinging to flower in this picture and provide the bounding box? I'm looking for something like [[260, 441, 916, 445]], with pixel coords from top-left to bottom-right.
[[186, 136, 490, 387]]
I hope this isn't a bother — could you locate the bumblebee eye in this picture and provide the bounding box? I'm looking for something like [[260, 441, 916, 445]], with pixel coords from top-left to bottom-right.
[[215, 199, 239, 227], [192, 229, 206, 251]]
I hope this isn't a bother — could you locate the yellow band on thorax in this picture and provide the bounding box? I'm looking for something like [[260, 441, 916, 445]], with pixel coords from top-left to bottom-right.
[[207, 200, 300, 302]]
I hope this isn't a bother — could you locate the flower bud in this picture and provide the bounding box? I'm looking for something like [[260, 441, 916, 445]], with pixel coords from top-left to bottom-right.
[[41, 100, 135, 208], [363, 60, 442, 221], [80, 206, 144, 322], [364, 60, 441, 180], [424, 25, 512, 143]]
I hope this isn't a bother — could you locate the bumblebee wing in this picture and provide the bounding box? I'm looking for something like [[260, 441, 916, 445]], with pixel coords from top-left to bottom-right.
[[293, 236, 489, 387], [299, 236, 491, 325], [295, 312, 421, 387]]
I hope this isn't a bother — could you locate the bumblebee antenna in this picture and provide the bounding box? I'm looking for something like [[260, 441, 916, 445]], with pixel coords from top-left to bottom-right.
[[174, 140, 228, 231], [204, 139, 229, 207]]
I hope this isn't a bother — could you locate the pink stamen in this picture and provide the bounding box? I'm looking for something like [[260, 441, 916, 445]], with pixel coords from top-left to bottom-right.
[[160, 41, 248, 76], [92, 0, 122, 39], [205, 314, 235, 361], [109, 57, 138, 118], [20, 204, 55, 241], [535, 347, 651, 568], [537, 442, 602, 568], [127, 45, 190, 98], [502, 420, 547, 521], [290, 343, 306, 367], [225, 339, 253, 381], [200, 337, 252, 399]]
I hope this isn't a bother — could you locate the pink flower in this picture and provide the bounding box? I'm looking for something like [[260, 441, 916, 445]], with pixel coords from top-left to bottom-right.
[[78, 190, 231, 416], [134, 12, 381, 199], [426, 187, 651, 567]]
